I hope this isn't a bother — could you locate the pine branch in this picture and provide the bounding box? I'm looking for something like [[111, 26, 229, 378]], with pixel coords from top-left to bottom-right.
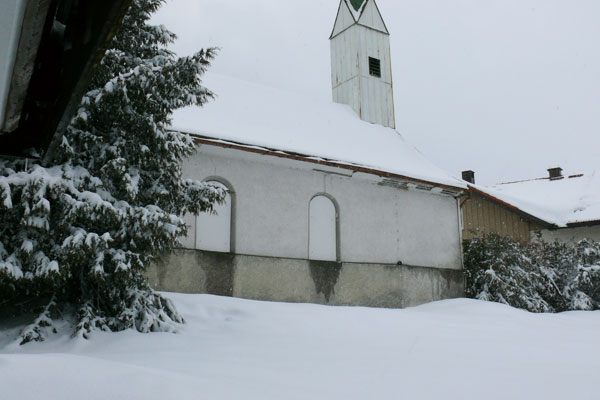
[[19, 295, 58, 345]]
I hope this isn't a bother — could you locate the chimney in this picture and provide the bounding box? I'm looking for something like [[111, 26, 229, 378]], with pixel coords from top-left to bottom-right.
[[462, 170, 475, 184], [548, 167, 563, 180]]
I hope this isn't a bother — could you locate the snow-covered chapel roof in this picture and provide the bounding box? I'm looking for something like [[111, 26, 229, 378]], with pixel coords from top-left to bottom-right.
[[171, 73, 466, 191]]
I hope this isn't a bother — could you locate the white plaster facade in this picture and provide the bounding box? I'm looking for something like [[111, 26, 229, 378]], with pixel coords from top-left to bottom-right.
[[180, 144, 463, 271]]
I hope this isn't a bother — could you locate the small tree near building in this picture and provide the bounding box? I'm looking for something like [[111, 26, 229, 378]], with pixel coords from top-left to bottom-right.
[[0, 0, 224, 343]]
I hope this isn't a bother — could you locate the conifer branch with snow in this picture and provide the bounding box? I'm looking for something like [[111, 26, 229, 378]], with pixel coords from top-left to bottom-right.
[[0, 0, 224, 343]]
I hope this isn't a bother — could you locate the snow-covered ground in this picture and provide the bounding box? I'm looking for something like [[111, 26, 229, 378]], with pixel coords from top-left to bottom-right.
[[1, 294, 600, 400]]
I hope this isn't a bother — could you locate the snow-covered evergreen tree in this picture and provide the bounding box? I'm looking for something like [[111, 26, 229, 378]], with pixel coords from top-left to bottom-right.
[[538, 240, 600, 311], [464, 234, 600, 313], [0, 0, 224, 343]]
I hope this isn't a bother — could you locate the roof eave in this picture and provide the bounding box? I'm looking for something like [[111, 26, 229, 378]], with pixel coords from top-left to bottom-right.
[[184, 132, 466, 195]]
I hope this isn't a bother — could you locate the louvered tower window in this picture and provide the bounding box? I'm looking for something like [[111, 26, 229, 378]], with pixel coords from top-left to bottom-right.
[[369, 57, 381, 78]]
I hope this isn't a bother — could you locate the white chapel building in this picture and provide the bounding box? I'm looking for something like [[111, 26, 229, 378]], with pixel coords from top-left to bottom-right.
[[148, 0, 468, 308]]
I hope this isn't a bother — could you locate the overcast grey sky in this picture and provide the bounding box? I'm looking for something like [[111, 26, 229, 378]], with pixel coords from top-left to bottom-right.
[[153, 0, 600, 185]]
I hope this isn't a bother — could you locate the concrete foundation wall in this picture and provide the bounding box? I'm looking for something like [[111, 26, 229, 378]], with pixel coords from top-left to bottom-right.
[[148, 250, 464, 308]]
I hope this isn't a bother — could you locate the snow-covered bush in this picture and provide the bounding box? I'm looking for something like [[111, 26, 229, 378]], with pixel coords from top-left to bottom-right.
[[463, 234, 552, 312], [464, 234, 600, 312], [543, 240, 600, 310], [0, 0, 224, 344]]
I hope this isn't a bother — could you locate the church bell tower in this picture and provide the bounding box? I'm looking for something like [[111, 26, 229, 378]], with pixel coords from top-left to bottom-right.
[[330, 0, 395, 129]]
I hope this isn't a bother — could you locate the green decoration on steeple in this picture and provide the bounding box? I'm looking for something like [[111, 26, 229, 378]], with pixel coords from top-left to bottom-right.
[[349, 0, 365, 12]]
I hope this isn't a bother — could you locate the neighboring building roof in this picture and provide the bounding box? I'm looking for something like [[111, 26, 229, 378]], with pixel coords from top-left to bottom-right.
[[468, 171, 600, 228], [171, 73, 467, 192], [0, 0, 29, 132], [0, 0, 132, 160], [466, 185, 555, 229]]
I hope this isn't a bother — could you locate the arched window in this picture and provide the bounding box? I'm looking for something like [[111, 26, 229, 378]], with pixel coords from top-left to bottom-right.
[[196, 181, 232, 253], [309, 195, 338, 261]]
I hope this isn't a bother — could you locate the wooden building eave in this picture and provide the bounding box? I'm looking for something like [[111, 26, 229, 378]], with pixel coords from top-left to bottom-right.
[[0, 0, 133, 161], [468, 186, 555, 229]]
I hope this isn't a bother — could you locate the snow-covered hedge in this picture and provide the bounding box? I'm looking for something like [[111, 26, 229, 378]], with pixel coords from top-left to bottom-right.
[[464, 234, 600, 312]]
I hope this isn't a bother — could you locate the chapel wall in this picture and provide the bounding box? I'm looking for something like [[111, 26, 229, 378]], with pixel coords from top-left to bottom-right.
[[180, 144, 463, 270], [148, 144, 466, 307]]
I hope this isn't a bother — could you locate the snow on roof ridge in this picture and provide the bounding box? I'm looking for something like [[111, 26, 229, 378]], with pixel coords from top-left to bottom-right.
[[497, 177, 551, 185], [497, 172, 585, 186]]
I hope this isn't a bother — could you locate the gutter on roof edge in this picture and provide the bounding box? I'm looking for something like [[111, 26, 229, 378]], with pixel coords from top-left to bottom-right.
[[186, 133, 466, 195], [564, 220, 600, 229]]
